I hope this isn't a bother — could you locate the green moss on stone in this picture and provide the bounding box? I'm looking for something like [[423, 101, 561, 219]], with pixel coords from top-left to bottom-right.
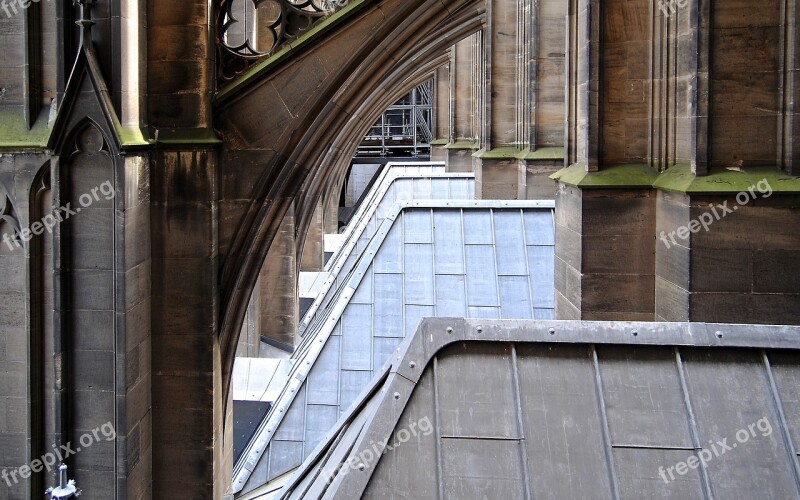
[[473, 146, 566, 160], [0, 108, 51, 149], [117, 126, 150, 148], [551, 162, 800, 193], [445, 140, 479, 150], [430, 138, 449, 146], [517, 147, 564, 161], [472, 146, 519, 159], [550, 163, 659, 189], [653, 164, 800, 193], [152, 128, 222, 147]]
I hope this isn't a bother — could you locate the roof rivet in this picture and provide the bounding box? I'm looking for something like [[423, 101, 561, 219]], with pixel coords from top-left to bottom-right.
[[446, 327, 454, 335], [409, 361, 417, 369], [358, 464, 366, 471], [632, 331, 638, 337], [549, 328, 556, 335], [477, 326, 483, 333], [394, 392, 401, 400], [716, 331, 724, 339]]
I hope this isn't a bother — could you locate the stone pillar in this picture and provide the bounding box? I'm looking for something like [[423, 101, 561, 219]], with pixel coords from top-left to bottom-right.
[[151, 150, 219, 498], [554, 175, 657, 321], [655, 180, 800, 325], [431, 64, 451, 162], [555, 0, 658, 321], [258, 205, 299, 349], [473, 0, 566, 200], [555, 0, 800, 324], [147, 2, 220, 497], [236, 275, 261, 358], [300, 198, 325, 272], [323, 184, 341, 235], [445, 34, 480, 172]]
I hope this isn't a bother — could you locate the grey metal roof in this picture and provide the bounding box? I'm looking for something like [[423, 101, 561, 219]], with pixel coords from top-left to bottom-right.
[[300, 165, 474, 336], [275, 318, 800, 500], [234, 200, 556, 494], [232, 358, 294, 403]]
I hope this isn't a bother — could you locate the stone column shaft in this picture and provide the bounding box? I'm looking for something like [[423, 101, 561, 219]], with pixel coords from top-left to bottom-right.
[[259, 205, 299, 349]]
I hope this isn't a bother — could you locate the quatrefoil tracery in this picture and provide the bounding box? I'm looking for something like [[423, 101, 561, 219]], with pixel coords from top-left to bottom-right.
[[217, 0, 347, 81]]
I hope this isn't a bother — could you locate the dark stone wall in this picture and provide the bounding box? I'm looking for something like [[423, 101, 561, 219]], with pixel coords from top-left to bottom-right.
[[558, 185, 800, 325], [657, 191, 800, 324], [150, 150, 217, 498], [555, 184, 656, 321], [147, 1, 212, 130]]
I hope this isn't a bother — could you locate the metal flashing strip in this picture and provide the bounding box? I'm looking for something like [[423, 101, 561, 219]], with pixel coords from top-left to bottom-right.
[[232, 200, 556, 494], [279, 318, 800, 499], [329, 162, 445, 260], [325, 161, 445, 276]]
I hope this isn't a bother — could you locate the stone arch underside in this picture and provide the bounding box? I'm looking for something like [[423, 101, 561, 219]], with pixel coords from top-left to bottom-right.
[[293, 51, 451, 264], [215, 0, 487, 401]]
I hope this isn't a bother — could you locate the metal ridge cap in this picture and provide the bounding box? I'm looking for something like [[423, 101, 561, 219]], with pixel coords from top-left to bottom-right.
[[325, 163, 447, 271], [304, 317, 800, 497]]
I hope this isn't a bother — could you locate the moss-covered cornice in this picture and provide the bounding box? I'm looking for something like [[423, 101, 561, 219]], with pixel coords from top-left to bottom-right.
[[473, 146, 565, 161], [445, 140, 479, 150], [216, 0, 373, 104], [149, 128, 223, 148], [550, 163, 659, 188], [653, 164, 800, 193], [0, 108, 219, 151], [430, 138, 449, 146], [472, 146, 518, 159], [0, 108, 52, 150], [551, 163, 800, 193]]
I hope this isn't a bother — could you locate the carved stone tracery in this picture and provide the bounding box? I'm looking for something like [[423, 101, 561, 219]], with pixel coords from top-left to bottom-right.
[[216, 0, 349, 82]]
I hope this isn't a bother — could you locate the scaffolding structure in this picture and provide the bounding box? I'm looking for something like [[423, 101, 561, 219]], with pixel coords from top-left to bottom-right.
[[357, 80, 434, 157]]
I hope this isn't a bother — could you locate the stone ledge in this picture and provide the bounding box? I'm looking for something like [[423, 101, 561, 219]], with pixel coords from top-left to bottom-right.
[[551, 163, 800, 193], [473, 146, 565, 160], [550, 163, 658, 188], [654, 164, 800, 193], [445, 140, 480, 150], [0, 107, 51, 149]]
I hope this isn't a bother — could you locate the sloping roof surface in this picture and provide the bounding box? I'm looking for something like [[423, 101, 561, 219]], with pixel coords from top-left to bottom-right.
[[235, 201, 556, 494], [232, 358, 294, 402], [276, 318, 800, 500], [300, 166, 474, 336]]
